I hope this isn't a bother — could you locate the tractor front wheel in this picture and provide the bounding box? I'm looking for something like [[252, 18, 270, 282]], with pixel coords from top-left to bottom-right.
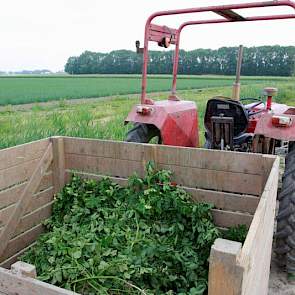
[[125, 123, 161, 144], [276, 141, 295, 279]]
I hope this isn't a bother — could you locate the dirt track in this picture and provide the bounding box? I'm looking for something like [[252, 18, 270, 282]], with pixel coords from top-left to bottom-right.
[[269, 259, 295, 295]]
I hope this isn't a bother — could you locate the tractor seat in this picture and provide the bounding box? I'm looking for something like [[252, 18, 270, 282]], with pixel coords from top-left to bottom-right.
[[204, 97, 249, 138]]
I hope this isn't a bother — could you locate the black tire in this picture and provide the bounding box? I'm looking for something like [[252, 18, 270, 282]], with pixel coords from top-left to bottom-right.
[[125, 123, 161, 144], [276, 142, 295, 274], [204, 132, 213, 149], [204, 140, 212, 149]]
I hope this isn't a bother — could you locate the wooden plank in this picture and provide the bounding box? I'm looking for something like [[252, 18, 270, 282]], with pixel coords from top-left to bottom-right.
[[0, 139, 50, 171], [238, 156, 279, 264], [0, 267, 78, 295], [12, 202, 53, 238], [237, 156, 279, 295], [0, 202, 53, 238], [185, 187, 259, 214], [52, 137, 66, 194], [0, 143, 53, 258], [0, 183, 25, 211], [0, 224, 44, 263], [65, 154, 144, 179], [261, 154, 277, 192], [0, 171, 53, 210], [11, 262, 37, 278], [212, 209, 253, 229], [65, 154, 262, 195], [0, 188, 54, 228], [63, 137, 264, 175], [38, 171, 53, 191], [0, 243, 36, 269], [208, 238, 244, 295], [0, 159, 41, 192], [67, 171, 259, 214]]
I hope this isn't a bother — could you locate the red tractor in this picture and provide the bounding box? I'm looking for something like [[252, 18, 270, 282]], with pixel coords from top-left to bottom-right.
[[125, 1, 295, 279]]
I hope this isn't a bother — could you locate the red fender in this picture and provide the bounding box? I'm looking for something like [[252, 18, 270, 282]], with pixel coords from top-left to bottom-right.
[[254, 111, 295, 141], [125, 100, 199, 147]]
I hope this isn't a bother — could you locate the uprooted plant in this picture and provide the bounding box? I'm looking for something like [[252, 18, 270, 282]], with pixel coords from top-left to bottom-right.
[[22, 162, 246, 295]]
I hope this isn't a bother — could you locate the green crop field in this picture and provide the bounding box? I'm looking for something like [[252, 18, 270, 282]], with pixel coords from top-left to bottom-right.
[[0, 76, 294, 149], [0, 74, 293, 105]]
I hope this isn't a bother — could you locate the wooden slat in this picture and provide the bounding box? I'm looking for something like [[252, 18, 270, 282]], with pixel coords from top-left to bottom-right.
[[67, 171, 259, 214], [0, 224, 44, 263], [65, 154, 262, 195], [65, 154, 143, 178], [0, 143, 53, 258], [238, 157, 279, 295], [0, 171, 53, 210], [63, 137, 264, 175], [0, 139, 50, 171], [0, 183, 25, 211], [0, 266, 78, 295], [52, 137, 66, 194], [0, 203, 53, 261], [0, 159, 41, 192], [0, 188, 54, 228], [212, 209, 253, 229], [186, 187, 259, 214], [12, 202, 53, 238], [38, 171, 53, 191], [0, 243, 36, 269]]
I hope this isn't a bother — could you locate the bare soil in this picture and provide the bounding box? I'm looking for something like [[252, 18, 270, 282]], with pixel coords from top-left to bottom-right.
[[269, 259, 295, 295]]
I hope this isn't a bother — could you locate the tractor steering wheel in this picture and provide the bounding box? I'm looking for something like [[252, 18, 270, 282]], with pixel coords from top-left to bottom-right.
[[240, 97, 264, 117]]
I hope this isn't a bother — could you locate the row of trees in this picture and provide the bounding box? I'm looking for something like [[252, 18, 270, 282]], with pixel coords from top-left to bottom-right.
[[65, 46, 295, 76]]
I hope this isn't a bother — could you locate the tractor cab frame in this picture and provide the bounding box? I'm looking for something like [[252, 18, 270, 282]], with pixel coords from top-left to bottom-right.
[[125, 0, 295, 147]]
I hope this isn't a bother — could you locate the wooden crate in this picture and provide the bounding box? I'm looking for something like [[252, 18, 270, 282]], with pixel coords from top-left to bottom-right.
[[0, 136, 279, 295]]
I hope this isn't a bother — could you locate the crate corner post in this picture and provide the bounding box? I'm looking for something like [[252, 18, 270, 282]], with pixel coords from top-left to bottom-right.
[[51, 136, 66, 194], [208, 238, 244, 295]]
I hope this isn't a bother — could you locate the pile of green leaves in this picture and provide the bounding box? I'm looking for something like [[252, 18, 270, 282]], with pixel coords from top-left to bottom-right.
[[22, 163, 223, 294]]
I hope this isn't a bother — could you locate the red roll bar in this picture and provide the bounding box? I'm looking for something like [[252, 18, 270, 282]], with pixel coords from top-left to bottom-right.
[[141, 0, 295, 104]]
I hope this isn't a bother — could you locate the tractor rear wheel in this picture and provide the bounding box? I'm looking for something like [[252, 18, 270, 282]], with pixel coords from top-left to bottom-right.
[[125, 123, 161, 144], [276, 141, 295, 278]]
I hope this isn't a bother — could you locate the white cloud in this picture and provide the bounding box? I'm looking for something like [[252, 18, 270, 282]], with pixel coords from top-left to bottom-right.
[[0, 0, 294, 71]]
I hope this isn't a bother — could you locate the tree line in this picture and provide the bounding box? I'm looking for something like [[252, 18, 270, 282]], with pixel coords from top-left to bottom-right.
[[65, 46, 295, 76]]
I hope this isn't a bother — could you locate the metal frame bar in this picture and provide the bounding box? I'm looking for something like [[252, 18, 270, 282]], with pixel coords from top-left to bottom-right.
[[140, 0, 295, 104]]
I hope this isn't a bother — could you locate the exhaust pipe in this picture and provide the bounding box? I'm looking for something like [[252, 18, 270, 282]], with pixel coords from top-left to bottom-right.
[[232, 45, 243, 100]]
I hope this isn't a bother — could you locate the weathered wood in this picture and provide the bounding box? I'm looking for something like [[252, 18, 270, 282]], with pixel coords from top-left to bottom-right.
[[0, 224, 44, 263], [0, 188, 54, 228], [66, 171, 259, 214], [63, 137, 264, 175], [184, 188, 259, 214], [0, 171, 53, 211], [9, 202, 53, 238], [0, 243, 36, 269], [0, 143, 53, 258], [208, 238, 244, 295], [0, 158, 40, 192], [0, 137, 280, 295], [237, 156, 279, 295], [0, 139, 50, 171], [65, 154, 262, 195], [51, 137, 66, 194], [212, 209, 253, 229], [0, 266, 78, 295], [11, 262, 36, 278]]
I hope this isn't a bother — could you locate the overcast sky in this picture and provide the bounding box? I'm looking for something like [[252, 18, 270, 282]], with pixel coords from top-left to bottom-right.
[[0, 0, 294, 72]]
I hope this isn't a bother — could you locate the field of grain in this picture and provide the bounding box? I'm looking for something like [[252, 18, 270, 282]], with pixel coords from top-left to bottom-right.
[[0, 77, 294, 149], [0, 74, 292, 105]]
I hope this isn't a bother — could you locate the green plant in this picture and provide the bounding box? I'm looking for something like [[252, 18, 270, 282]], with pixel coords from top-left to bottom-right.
[[22, 162, 221, 294], [223, 225, 248, 244]]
